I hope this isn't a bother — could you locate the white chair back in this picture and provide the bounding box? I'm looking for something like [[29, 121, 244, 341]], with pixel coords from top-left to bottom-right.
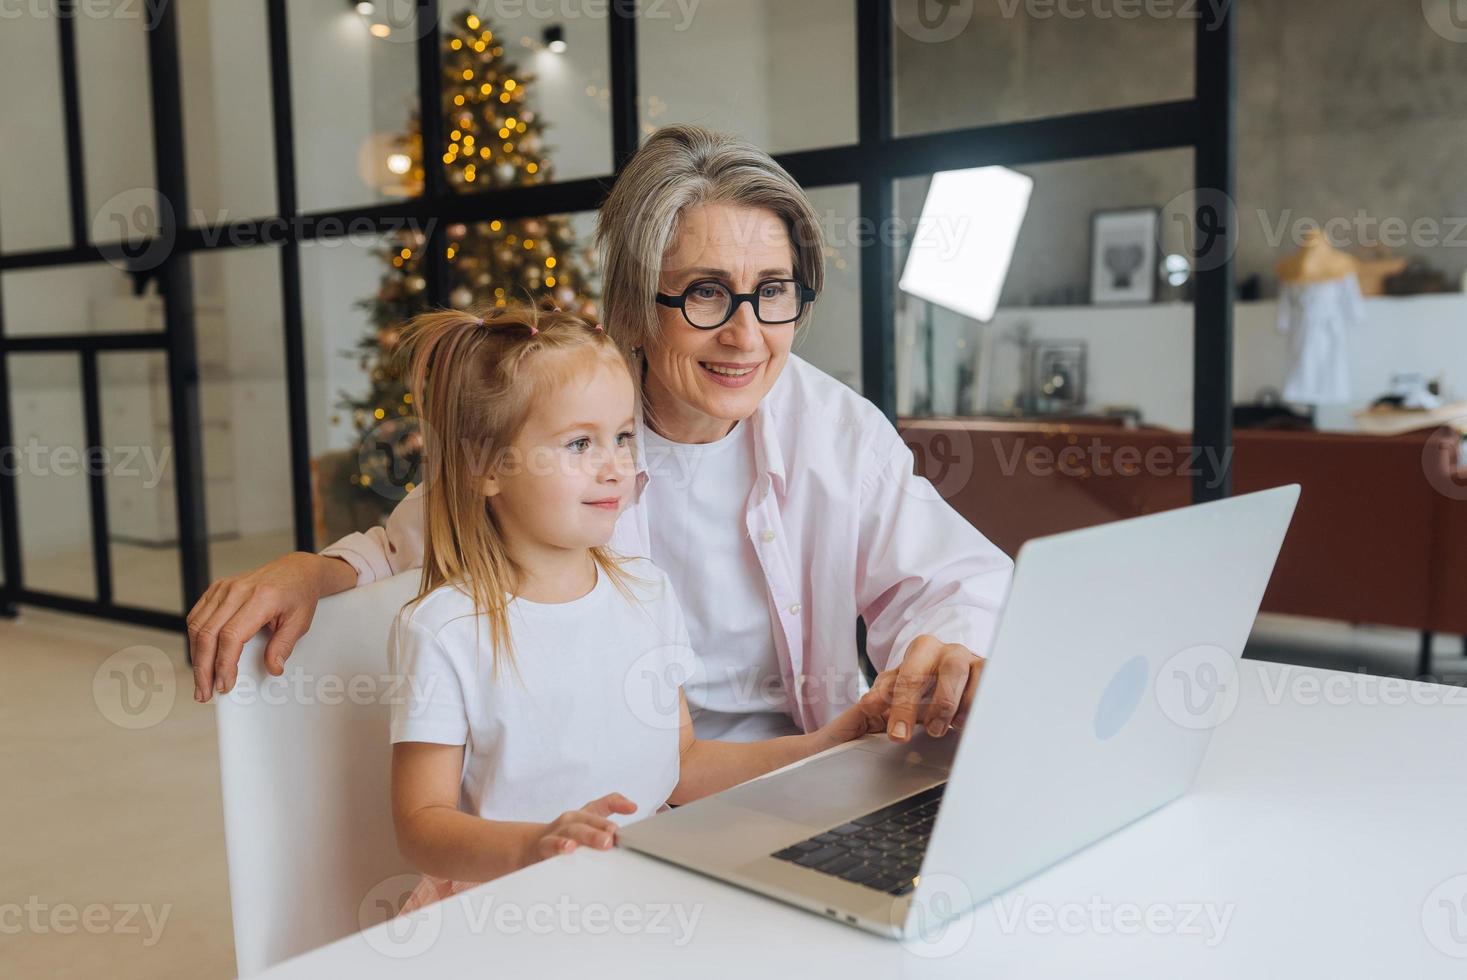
[[215, 570, 421, 976]]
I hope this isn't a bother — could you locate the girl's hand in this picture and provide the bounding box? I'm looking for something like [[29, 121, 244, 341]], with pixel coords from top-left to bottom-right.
[[814, 698, 888, 751], [527, 793, 638, 862]]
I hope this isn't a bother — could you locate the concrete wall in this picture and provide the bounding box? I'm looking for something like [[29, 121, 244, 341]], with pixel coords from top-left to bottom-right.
[[893, 0, 1467, 303]]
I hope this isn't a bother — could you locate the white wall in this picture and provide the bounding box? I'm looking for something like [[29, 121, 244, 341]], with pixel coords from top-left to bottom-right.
[[949, 294, 1467, 432], [0, 11, 71, 252], [639, 0, 773, 146]]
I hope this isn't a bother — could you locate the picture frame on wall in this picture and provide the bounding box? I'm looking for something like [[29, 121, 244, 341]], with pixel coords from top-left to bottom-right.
[[1089, 207, 1159, 305]]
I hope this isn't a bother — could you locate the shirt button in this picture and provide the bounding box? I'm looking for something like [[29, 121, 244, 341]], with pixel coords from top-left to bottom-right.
[[788, 603, 802, 615], [760, 530, 775, 543]]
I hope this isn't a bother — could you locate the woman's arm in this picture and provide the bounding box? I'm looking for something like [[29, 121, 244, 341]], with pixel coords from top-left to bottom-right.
[[854, 423, 1016, 741], [392, 742, 637, 882], [317, 483, 428, 586], [669, 691, 881, 805]]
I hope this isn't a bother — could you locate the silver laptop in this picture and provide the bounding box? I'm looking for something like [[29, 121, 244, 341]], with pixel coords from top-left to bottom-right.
[[619, 485, 1300, 939]]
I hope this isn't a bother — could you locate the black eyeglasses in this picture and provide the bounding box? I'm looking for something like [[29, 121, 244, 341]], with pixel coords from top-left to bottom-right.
[[656, 278, 817, 330]]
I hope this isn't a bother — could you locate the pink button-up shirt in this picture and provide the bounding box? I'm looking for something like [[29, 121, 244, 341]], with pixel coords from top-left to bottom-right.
[[320, 355, 1015, 732]]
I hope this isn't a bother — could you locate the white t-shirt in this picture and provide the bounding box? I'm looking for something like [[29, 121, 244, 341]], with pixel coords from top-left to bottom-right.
[[388, 557, 688, 826], [641, 419, 800, 743]]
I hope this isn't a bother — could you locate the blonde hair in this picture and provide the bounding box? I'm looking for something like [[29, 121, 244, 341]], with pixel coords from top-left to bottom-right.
[[595, 124, 826, 365], [395, 299, 639, 675]]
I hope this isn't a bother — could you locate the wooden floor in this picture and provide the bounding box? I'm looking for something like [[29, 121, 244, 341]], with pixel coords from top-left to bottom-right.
[[0, 531, 295, 979], [1, 554, 1463, 978], [0, 605, 235, 979]]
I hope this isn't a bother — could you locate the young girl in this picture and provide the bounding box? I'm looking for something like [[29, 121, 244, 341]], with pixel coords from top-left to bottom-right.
[[387, 301, 879, 913]]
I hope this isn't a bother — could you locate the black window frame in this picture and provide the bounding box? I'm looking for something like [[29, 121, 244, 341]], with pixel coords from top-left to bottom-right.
[[0, 0, 1234, 630]]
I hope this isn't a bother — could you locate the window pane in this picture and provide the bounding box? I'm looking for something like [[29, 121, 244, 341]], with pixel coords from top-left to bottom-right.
[[894, 147, 1196, 425], [0, 9, 72, 253], [895, 151, 1199, 576], [7, 353, 94, 599], [177, 0, 278, 223], [75, 3, 158, 241], [1234, 1, 1467, 432], [892, 0, 1195, 137], [436, 4, 614, 190], [2, 264, 164, 337], [301, 234, 401, 544], [794, 183, 862, 391], [302, 210, 602, 541], [638, 0, 857, 151], [190, 246, 296, 578], [99, 350, 181, 613], [289, 0, 419, 213], [1224, 2, 1467, 677]]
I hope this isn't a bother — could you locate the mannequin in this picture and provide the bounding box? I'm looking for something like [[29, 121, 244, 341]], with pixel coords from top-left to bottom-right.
[[1274, 229, 1365, 407], [1275, 228, 1357, 285]]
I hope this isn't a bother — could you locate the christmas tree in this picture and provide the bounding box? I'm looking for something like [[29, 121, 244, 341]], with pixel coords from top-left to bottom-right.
[[326, 10, 600, 532]]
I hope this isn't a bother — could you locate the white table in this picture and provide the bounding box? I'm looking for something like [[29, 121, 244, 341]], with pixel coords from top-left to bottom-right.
[[263, 661, 1467, 978]]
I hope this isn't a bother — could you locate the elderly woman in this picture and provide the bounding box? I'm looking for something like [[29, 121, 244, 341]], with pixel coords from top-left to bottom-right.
[[189, 124, 1013, 744]]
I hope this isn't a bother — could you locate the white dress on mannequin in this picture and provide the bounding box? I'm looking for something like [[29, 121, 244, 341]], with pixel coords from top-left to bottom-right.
[[1276, 274, 1365, 405]]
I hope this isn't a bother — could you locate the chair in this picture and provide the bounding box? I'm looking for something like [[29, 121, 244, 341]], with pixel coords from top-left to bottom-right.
[[215, 570, 421, 976]]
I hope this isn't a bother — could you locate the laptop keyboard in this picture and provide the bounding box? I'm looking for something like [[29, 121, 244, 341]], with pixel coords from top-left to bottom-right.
[[769, 784, 945, 896]]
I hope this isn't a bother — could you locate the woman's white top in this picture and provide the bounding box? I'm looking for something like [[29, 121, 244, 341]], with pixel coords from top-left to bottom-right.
[[641, 419, 801, 743], [328, 355, 1016, 736], [1276, 275, 1365, 405], [388, 557, 687, 825]]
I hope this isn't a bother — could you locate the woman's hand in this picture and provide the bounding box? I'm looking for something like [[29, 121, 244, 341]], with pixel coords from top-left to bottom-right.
[[864, 634, 986, 742], [187, 552, 356, 703], [526, 793, 638, 862]]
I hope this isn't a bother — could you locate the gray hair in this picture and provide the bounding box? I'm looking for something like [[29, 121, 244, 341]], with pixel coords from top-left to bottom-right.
[[595, 124, 826, 359]]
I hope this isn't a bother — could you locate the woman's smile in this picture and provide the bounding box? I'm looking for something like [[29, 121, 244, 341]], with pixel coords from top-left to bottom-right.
[[699, 359, 764, 388]]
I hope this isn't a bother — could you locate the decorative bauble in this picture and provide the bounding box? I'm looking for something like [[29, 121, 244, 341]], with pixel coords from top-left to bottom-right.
[[450, 286, 474, 307]]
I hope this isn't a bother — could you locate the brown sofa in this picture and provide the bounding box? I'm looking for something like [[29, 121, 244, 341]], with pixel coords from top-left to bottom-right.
[[898, 418, 1467, 674]]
